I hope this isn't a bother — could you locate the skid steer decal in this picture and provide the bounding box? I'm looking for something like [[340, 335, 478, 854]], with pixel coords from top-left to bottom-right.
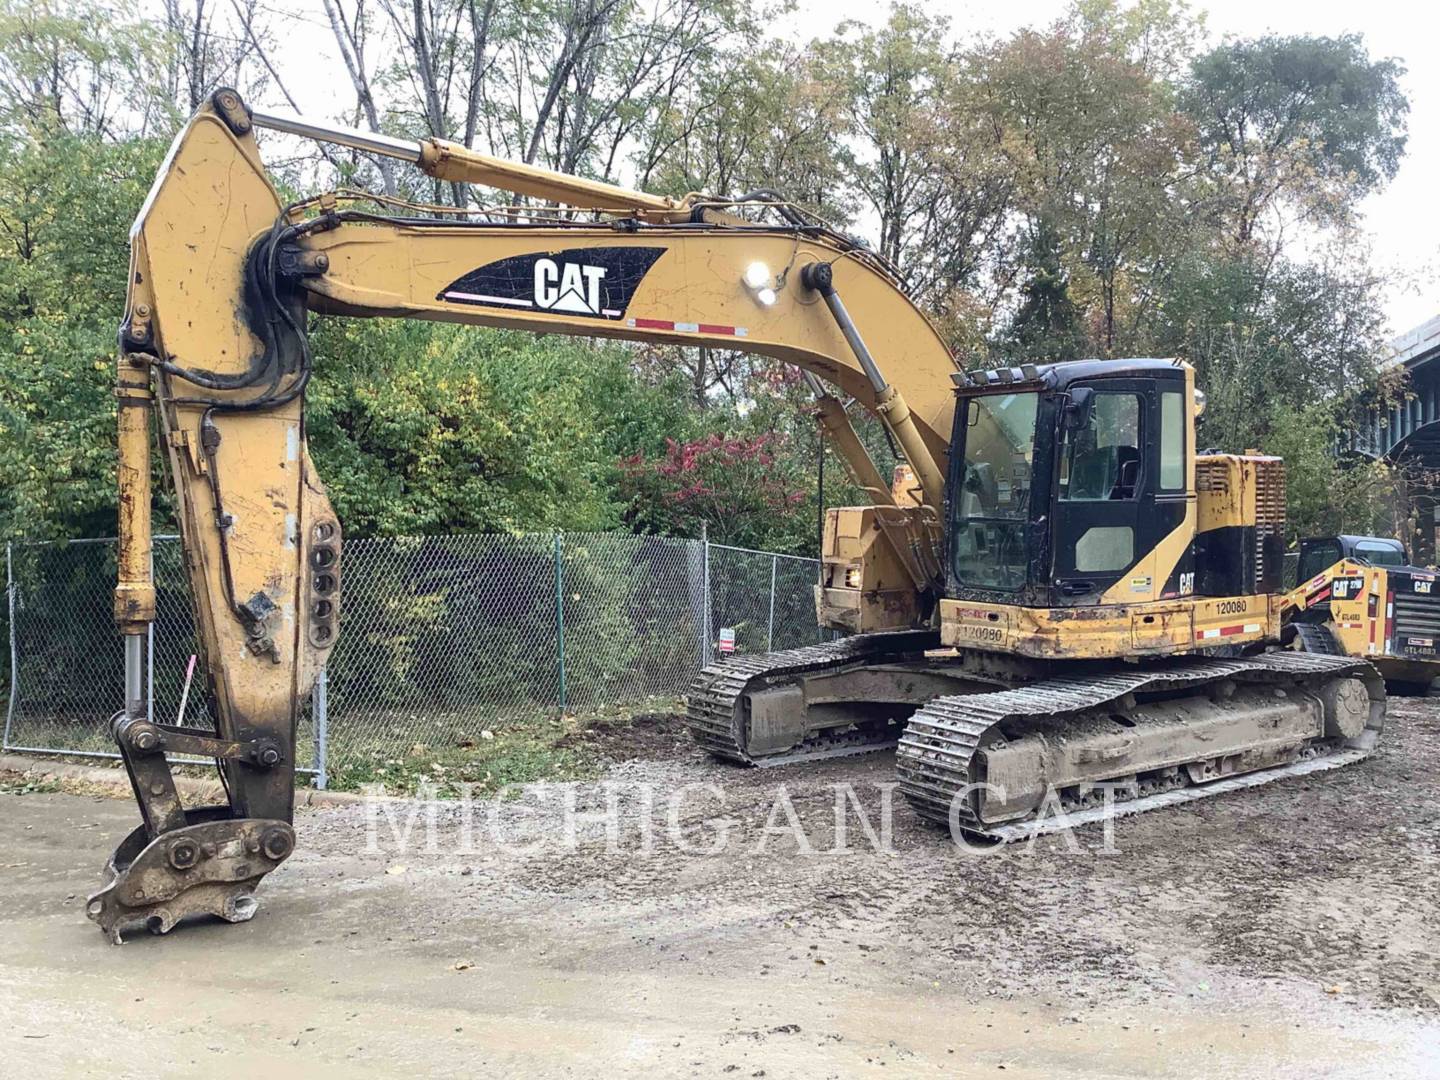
[[438, 246, 667, 319]]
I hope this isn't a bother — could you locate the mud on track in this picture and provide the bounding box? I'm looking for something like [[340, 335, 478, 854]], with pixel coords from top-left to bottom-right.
[[1, 700, 1437, 1078]]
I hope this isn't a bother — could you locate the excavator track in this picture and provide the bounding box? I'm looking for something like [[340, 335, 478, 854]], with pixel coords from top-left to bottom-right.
[[1292, 622, 1346, 655], [686, 630, 940, 765], [896, 651, 1384, 841]]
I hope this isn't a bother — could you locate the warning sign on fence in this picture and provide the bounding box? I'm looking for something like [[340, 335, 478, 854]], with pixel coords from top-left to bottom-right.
[[718, 627, 736, 654]]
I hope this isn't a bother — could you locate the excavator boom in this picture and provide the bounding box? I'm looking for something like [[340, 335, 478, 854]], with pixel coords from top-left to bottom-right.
[[92, 90, 955, 939]]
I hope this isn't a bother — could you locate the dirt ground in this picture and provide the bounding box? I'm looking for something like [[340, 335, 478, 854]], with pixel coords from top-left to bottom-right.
[[1, 699, 1438, 1079]]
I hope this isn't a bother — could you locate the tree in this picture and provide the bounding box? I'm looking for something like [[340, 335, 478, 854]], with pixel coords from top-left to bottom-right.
[[821, 7, 1011, 306], [1181, 33, 1409, 245], [1151, 242, 1388, 456], [620, 430, 815, 552], [1263, 403, 1396, 544], [371, 0, 504, 205], [975, 0, 1200, 355], [0, 133, 169, 539], [998, 221, 1087, 362], [161, 0, 266, 116], [0, 0, 159, 137], [321, 0, 400, 195], [0, 0, 1414, 565], [305, 320, 697, 536]]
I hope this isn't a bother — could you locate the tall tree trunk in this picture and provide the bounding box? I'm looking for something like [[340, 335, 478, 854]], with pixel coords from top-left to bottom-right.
[[321, 0, 398, 196]]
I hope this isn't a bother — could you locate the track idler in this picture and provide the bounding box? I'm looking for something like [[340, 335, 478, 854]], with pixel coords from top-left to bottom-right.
[[87, 807, 295, 943]]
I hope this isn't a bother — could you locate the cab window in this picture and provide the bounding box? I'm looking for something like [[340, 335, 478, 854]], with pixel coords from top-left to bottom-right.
[[1299, 540, 1342, 581], [1059, 393, 1142, 501], [1354, 540, 1406, 567], [1159, 390, 1185, 491]]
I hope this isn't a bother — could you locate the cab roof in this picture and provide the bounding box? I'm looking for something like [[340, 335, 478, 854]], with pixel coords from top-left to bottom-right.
[[953, 357, 1187, 392]]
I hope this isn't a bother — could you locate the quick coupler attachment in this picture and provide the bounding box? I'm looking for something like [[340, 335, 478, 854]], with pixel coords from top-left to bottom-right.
[[86, 809, 295, 943]]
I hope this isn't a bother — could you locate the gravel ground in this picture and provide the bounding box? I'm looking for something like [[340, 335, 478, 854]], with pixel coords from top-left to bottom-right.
[[0, 698, 1437, 1077]]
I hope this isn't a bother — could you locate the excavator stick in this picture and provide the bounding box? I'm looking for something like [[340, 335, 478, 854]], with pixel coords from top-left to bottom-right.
[[92, 92, 341, 940]]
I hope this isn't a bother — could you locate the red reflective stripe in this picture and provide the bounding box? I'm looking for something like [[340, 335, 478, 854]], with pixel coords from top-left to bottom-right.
[[1195, 622, 1260, 640], [629, 317, 743, 336]]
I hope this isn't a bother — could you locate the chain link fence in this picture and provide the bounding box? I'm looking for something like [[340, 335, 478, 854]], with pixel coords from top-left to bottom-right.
[[2, 532, 824, 785]]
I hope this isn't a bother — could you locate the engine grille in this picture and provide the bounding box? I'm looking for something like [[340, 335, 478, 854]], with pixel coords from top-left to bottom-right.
[[1391, 576, 1440, 648], [1253, 458, 1285, 588]]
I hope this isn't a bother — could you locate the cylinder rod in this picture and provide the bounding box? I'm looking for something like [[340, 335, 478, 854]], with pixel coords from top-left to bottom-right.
[[250, 109, 424, 163], [248, 107, 690, 221], [124, 633, 146, 719], [802, 372, 894, 506], [817, 290, 888, 395], [801, 264, 947, 512]]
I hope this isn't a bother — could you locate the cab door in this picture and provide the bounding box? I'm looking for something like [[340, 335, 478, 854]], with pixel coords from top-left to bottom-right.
[[1051, 381, 1153, 602]]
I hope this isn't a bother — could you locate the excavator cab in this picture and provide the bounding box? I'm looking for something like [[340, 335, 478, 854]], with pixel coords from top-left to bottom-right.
[[948, 360, 1188, 606], [937, 358, 1297, 660]]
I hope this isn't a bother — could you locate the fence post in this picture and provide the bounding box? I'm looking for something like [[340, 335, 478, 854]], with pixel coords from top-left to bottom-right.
[[767, 554, 777, 651], [146, 543, 155, 723], [700, 522, 712, 667], [554, 532, 567, 713], [313, 667, 329, 790], [4, 542, 15, 750]]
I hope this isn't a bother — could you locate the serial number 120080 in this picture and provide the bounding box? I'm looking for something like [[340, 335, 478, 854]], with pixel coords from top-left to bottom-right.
[[954, 624, 1005, 643]]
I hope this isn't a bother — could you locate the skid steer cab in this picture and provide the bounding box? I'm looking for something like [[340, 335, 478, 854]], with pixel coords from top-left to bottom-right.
[[1285, 534, 1440, 695]]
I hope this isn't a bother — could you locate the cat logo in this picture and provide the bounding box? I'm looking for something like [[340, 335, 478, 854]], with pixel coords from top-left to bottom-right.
[[1332, 576, 1365, 600], [534, 258, 606, 315], [437, 246, 666, 321]]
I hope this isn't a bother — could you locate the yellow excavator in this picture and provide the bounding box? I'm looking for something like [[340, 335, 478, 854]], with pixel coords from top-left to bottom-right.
[[90, 89, 1383, 941]]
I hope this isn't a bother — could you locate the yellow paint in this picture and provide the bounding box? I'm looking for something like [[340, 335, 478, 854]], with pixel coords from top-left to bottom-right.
[[118, 96, 961, 792], [940, 594, 1279, 659], [816, 505, 940, 632]]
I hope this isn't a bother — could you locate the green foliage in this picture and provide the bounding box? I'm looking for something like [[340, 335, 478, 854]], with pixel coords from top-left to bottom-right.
[[0, 0, 1414, 579], [1182, 33, 1409, 241], [1152, 245, 1388, 451], [998, 221, 1087, 363], [306, 321, 664, 536], [325, 719, 600, 798], [639, 39, 854, 223], [0, 774, 61, 795], [1263, 404, 1392, 542], [0, 0, 163, 137], [0, 132, 168, 540]]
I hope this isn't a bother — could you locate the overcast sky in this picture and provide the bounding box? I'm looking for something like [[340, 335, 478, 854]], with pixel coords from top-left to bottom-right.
[[263, 0, 1438, 338]]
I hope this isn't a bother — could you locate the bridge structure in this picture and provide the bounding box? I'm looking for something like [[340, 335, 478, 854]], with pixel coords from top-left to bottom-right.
[[1349, 313, 1440, 560]]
